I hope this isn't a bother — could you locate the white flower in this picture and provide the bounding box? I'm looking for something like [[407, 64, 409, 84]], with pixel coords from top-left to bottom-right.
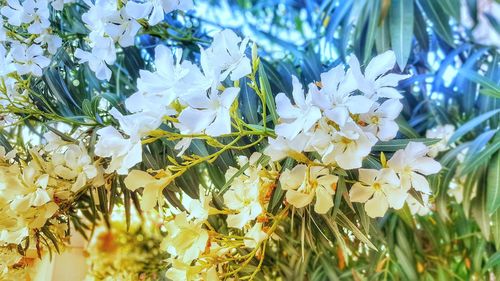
[[0, 146, 16, 161], [181, 187, 211, 221], [105, 9, 141, 47], [135, 45, 208, 109], [200, 29, 251, 84], [1, 0, 32, 26], [406, 193, 431, 216], [52, 144, 97, 192], [25, 0, 50, 35], [94, 126, 142, 175], [274, 76, 321, 139], [34, 31, 63, 54], [10, 43, 50, 76], [280, 164, 338, 213], [244, 223, 268, 248], [110, 107, 162, 139], [49, 0, 75, 10], [323, 122, 376, 169], [312, 65, 373, 126], [263, 133, 310, 162], [124, 169, 172, 211], [349, 50, 410, 99], [75, 36, 116, 81], [126, 0, 193, 26], [223, 167, 262, 229], [162, 212, 208, 263], [81, 0, 116, 36], [177, 87, 239, 137], [349, 168, 406, 218], [359, 99, 403, 141], [425, 124, 455, 157], [43, 131, 69, 152], [387, 141, 442, 193]]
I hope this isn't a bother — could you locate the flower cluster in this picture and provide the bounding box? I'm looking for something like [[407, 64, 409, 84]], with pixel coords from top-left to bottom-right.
[[95, 29, 251, 176], [0, 1, 449, 279], [0, 132, 103, 264], [76, 0, 193, 80], [266, 51, 440, 217]]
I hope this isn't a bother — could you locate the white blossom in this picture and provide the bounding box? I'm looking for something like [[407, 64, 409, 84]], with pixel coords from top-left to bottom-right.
[[349, 50, 410, 99], [280, 164, 338, 214], [10, 43, 50, 76], [359, 99, 403, 141], [126, 0, 193, 26], [244, 223, 267, 248], [312, 65, 373, 126], [349, 168, 406, 218], [177, 87, 239, 137], [162, 212, 208, 263], [274, 76, 321, 139], [124, 169, 172, 210], [200, 29, 251, 84], [387, 141, 442, 193], [425, 124, 455, 157]]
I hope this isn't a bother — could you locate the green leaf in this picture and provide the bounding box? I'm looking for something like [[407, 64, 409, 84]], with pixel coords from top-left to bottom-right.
[[460, 138, 500, 176], [372, 138, 440, 151], [487, 152, 500, 213], [449, 109, 500, 143], [258, 63, 279, 125], [459, 68, 500, 93], [396, 116, 420, 138], [417, 0, 455, 46], [394, 246, 418, 280], [363, 0, 380, 63], [471, 174, 491, 240], [480, 88, 500, 99], [389, 0, 414, 69], [484, 252, 500, 272], [492, 208, 500, 249], [438, 0, 461, 20], [375, 15, 391, 53]]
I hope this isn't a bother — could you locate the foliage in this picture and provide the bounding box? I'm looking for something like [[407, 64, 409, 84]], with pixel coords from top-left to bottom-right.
[[0, 0, 498, 280]]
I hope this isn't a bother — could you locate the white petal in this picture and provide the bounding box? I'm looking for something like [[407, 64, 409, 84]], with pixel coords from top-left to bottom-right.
[[364, 191, 389, 218], [349, 182, 374, 203], [412, 157, 441, 175], [124, 170, 156, 191], [365, 50, 396, 81], [314, 186, 334, 214], [286, 189, 314, 208], [411, 173, 431, 194]]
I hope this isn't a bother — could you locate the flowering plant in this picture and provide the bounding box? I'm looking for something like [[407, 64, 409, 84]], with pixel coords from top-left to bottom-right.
[[0, 0, 498, 280]]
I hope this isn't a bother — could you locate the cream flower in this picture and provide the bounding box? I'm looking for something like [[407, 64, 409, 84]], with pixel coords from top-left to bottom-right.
[[359, 99, 403, 141], [275, 76, 321, 139], [177, 87, 239, 137], [244, 223, 268, 248], [323, 122, 377, 169], [52, 144, 97, 192], [425, 124, 455, 157], [162, 212, 208, 263], [349, 168, 406, 218], [280, 164, 338, 214], [263, 133, 310, 162], [349, 50, 410, 99], [124, 169, 172, 211], [200, 29, 251, 83], [223, 159, 263, 228], [312, 65, 373, 126], [387, 141, 441, 193]]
